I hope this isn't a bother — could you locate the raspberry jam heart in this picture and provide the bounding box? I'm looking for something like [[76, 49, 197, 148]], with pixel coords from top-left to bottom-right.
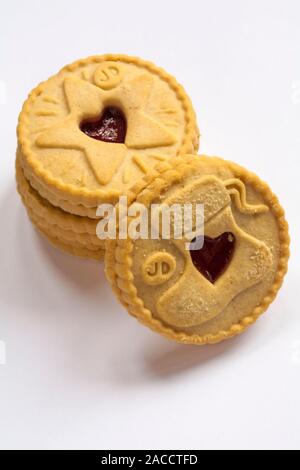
[[190, 232, 236, 284], [80, 106, 126, 144]]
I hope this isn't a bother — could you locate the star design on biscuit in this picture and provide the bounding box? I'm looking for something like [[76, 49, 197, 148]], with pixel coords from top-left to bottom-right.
[[36, 75, 177, 185]]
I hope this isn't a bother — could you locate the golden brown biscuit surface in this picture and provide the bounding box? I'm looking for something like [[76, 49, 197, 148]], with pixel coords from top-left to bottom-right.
[[18, 54, 199, 215], [105, 155, 290, 344], [16, 158, 105, 260]]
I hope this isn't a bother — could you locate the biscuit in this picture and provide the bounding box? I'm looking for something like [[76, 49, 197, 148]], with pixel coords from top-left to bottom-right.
[[105, 155, 290, 344], [17, 54, 199, 217]]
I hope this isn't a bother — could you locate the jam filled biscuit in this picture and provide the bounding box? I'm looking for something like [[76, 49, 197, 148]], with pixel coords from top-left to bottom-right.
[[105, 155, 290, 345], [17, 54, 199, 217]]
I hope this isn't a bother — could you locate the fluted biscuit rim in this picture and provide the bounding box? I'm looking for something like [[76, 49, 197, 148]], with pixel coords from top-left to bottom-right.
[[16, 156, 99, 235], [31, 219, 104, 261], [27, 205, 104, 249], [18, 147, 100, 218]]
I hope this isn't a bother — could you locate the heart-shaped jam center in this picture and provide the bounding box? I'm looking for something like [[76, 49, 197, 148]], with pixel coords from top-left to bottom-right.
[[80, 106, 127, 144], [190, 232, 236, 284]]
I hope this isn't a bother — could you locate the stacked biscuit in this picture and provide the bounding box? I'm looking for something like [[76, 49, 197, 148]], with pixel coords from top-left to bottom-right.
[[16, 54, 199, 261], [15, 156, 103, 260]]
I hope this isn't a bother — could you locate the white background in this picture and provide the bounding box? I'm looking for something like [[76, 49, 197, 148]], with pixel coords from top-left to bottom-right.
[[0, 0, 299, 451]]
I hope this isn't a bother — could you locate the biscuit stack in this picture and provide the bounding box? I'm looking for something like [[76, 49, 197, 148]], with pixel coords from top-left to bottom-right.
[[16, 54, 199, 260], [15, 157, 102, 260], [16, 53, 290, 345]]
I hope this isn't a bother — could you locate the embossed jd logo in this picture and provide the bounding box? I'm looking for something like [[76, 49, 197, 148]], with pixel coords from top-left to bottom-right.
[[36, 62, 177, 185]]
